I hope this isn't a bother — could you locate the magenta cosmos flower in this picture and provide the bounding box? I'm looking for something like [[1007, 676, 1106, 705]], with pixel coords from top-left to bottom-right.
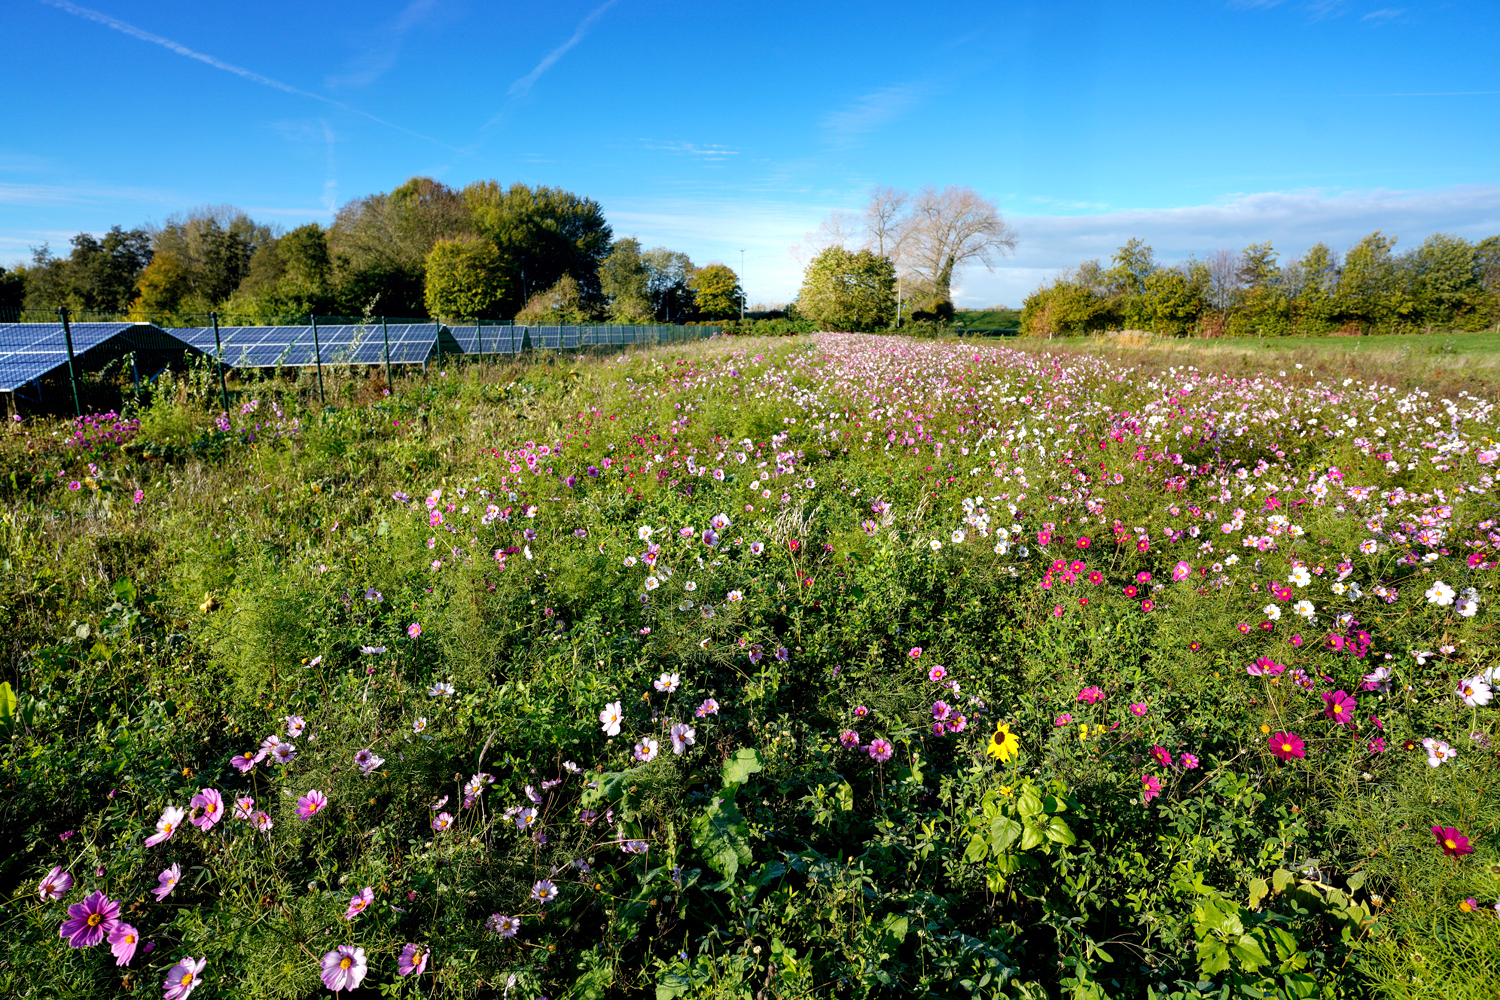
[[163, 956, 207, 999], [39, 865, 73, 901], [1141, 774, 1162, 803], [868, 739, 894, 762], [927, 664, 947, 682], [1150, 746, 1173, 768], [109, 922, 140, 966], [145, 806, 187, 847], [1129, 703, 1148, 717], [1433, 826, 1475, 857], [321, 945, 367, 992], [839, 730, 860, 748], [398, 942, 429, 977], [908, 647, 922, 659], [1077, 686, 1103, 704], [1269, 732, 1305, 760], [297, 790, 328, 820], [152, 863, 181, 901], [345, 886, 374, 920], [407, 622, 422, 639], [189, 789, 224, 830], [1321, 690, 1356, 726], [58, 890, 120, 948]]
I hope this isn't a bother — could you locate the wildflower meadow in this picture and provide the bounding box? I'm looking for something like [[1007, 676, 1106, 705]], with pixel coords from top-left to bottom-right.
[[1, 332, 1497, 999]]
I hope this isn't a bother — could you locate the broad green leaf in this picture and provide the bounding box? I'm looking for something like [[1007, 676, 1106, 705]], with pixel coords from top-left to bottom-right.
[[1017, 786, 1043, 819], [1230, 932, 1270, 970], [1045, 817, 1077, 846], [722, 748, 763, 786], [1345, 871, 1366, 892], [1272, 868, 1295, 893], [1247, 877, 1269, 909]]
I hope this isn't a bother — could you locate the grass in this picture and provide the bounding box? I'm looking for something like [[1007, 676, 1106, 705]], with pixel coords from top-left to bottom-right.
[[1, 331, 1497, 999], [954, 309, 1022, 329]]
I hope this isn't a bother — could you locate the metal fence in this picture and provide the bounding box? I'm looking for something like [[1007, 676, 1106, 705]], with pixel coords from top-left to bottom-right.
[[0, 308, 721, 414]]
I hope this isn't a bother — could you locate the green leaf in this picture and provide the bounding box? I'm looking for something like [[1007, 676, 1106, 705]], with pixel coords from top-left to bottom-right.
[[0, 682, 15, 728], [722, 748, 763, 786], [1045, 817, 1076, 846], [991, 816, 1022, 852], [1197, 940, 1231, 976], [1247, 877, 1269, 909], [691, 795, 753, 885], [1345, 871, 1366, 892], [1272, 868, 1295, 893], [1017, 786, 1043, 819], [1230, 932, 1270, 971]]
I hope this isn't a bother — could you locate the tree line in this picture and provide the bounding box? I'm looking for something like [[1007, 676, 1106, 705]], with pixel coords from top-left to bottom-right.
[[0, 177, 746, 325], [1021, 233, 1500, 338]]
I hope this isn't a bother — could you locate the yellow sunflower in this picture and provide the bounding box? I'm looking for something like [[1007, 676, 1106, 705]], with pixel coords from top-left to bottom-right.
[[986, 723, 1020, 763]]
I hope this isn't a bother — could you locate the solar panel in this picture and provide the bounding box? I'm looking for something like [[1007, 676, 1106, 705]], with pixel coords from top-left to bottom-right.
[[0, 322, 161, 392], [161, 323, 441, 369], [445, 325, 526, 355]]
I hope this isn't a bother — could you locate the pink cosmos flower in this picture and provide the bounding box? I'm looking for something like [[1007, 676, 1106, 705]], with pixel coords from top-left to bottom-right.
[[1054, 713, 1073, 727], [1433, 826, 1474, 857], [320, 945, 367, 992], [927, 664, 948, 682], [1141, 774, 1162, 803], [1247, 657, 1285, 677], [868, 739, 894, 762], [230, 749, 264, 773], [908, 647, 922, 659], [163, 955, 207, 999], [1077, 687, 1103, 704], [232, 796, 255, 821], [1150, 745, 1173, 768], [189, 789, 223, 830], [839, 730, 860, 748], [1172, 560, 1191, 581], [1141, 599, 1155, 613], [946, 714, 967, 733], [1269, 732, 1305, 760], [1076, 536, 1090, 549], [853, 705, 869, 718], [408, 623, 422, 639], [931, 701, 952, 721], [251, 810, 274, 832], [58, 890, 120, 948], [297, 790, 328, 820], [109, 922, 140, 966], [1180, 752, 1200, 770], [1368, 737, 1387, 753], [695, 698, 720, 717], [145, 806, 187, 847], [1321, 690, 1356, 726], [398, 943, 429, 977], [39, 865, 73, 901], [1129, 703, 1148, 717], [345, 886, 374, 920], [152, 863, 181, 902]]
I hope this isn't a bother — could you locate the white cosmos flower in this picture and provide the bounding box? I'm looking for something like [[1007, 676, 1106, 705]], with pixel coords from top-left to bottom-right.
[[1263, 604, 1281, 621], [599, 701, 623, 737], [1289, 567, 1312, 588], [1456, 676, 1493, 707], [1425, 581, 1455, 606], [929, 539, 943, 551], [951, 530, 966, 544], [1293, 600, 1316, 620]]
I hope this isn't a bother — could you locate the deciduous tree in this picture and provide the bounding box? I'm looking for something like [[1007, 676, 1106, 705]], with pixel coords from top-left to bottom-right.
[[796, 247, 895, 331]]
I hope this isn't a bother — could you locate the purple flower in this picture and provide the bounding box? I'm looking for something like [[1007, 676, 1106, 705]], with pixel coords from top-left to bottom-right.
[[230, 749, 264, 773], [39, 865, 73, 901], [487, 913, 521, 937], [839, 730, 860, 748], [531, 879, 559, 903], [152, 863, 181, 902], [109, 922, 140, 966], [163, 956, 207, 999], [296, 790, 328, 820], [695, 698, 719, 717], [145, 806, 186, 847], [868, 739, 894, 762], [1180, 753, 1200, 770], [1142, 774, 1163, 803], [354, 749, 385, 775], [58, 890, 120, 948], [398, 943, 429, 976], [345, 886, 374, 920], [408, 622, 422, 639], [189, 788, 223, 830], [931, 701, 951, 721], [320, 945, 367, 992]]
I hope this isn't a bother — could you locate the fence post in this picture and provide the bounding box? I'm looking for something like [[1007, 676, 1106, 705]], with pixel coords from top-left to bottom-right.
[[310, 314, 326, 406], [211, 311, 229, 414], [58, 306, 81, 417], [381, 317, 393, 391]]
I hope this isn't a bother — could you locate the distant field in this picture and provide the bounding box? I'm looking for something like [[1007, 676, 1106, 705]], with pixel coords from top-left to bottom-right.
[[954, 309, 1021, 329]]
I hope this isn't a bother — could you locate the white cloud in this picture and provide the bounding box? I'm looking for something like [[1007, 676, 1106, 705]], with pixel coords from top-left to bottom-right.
[[822, 85, 929, 148], [507, 0, 618, 99]]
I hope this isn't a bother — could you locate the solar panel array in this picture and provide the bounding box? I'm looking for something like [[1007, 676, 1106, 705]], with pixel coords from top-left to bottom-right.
[[170, 324, 441, 368], [0, 322, 179, 392], [1, 320, 722, 394]]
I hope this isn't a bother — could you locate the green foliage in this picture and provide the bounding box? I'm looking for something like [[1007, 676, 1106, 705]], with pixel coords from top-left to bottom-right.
[[423, 236, 514, 320], [797, 246, 896, 330], [688, 264, 743, 320]]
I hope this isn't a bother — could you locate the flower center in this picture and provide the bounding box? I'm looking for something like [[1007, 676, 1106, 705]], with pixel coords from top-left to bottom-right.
[[340, 958, 353, 970], [163, 823, 174, 833], [1446, 838, 1458, 849], [1332, 705, 1343, 714], [182, 973, 194, 985], [1282, 743, 1293, 752], [87, 913, 102, 926], [125, 933, 135, 943]]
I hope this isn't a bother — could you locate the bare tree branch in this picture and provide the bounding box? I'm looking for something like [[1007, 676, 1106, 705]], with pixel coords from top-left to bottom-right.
[[900, 185, 1017, 301]]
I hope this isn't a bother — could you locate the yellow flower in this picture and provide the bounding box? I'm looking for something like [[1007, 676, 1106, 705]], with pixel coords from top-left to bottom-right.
[[1260, 724, 1271, 734], [999, 785, 1013, 797], [1078, 723, 1089, 743], [987, 723, 1020, 762]]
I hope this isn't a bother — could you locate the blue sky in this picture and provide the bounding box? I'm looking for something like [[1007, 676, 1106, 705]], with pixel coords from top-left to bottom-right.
[[2, 0, 1497, 307]]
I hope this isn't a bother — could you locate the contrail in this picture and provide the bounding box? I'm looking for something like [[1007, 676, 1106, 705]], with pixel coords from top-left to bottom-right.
[[508, 0, 618, 97], [39, 0, 460, 152]]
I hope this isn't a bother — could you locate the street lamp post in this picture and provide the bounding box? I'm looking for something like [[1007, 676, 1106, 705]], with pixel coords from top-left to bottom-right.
[[739, 249, 746, 322]]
